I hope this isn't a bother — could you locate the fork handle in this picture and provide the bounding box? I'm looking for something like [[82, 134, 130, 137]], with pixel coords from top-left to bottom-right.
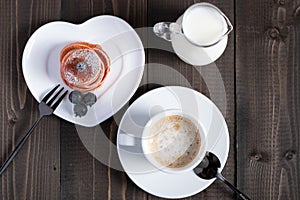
[[0, 116, 42, 175]]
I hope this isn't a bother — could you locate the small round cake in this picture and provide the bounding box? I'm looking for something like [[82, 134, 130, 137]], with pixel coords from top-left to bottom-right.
[[60, 42, 110, 92]]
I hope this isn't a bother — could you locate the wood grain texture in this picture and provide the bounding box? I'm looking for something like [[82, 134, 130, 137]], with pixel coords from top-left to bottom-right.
[[60, 0, 148, 200], [0, 0, 61, 199], [236, 0, 300, 199], [0, 0, 299, 199], [147, 0, 235, 199]]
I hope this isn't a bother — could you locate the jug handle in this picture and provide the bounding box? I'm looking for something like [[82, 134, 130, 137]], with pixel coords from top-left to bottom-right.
[[153, 22, 181, 42]]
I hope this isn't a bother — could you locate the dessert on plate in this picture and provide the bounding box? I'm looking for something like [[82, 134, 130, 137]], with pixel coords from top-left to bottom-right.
[[60, 42, 110, 92]]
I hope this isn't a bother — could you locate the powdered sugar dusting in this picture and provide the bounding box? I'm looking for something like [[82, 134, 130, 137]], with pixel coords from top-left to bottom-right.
[[66, 49, 100, 73], [60, 42, 111, 92]]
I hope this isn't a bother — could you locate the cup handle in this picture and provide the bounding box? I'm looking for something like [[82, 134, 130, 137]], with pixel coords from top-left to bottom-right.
[[153, 22, 181, 41], [118, 133, 144, 154], [118, 133, 136, 146]]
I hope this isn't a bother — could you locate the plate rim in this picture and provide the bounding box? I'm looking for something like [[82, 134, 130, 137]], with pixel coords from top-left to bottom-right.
[[22, 15, 145, 127]]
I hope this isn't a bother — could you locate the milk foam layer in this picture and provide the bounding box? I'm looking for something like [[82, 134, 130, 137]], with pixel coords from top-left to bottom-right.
[[147, 115, 201, 168], [183, 5, 226, 46]]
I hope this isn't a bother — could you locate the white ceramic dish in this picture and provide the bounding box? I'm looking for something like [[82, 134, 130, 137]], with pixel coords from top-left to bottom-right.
[[172, 16, 228, 66], [117, 86, 230, 199], [22, 15, 145, 127]]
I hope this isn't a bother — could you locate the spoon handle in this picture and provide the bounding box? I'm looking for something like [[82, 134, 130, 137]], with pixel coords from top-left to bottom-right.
[[216, 173, 251, 200]]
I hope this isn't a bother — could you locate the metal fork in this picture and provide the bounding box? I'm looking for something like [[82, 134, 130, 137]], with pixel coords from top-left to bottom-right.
[[0, 84, 67, 175]]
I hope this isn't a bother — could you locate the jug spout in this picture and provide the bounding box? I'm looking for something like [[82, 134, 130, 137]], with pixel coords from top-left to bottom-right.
[[224, 16, 233, 36]]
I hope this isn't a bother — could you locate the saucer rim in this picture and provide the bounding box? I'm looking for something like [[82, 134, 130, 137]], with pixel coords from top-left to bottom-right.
[[116, 86, 230, 199], [172, 15, 228, 66]]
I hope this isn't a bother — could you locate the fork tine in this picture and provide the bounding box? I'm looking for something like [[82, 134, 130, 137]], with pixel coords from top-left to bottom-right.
[[51, 90, 68, 110], [46, 87, 64, 106], [41, 84, 60, 102]]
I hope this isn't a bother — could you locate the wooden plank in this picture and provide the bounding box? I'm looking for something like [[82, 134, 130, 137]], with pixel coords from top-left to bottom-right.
[[0, 0, 61, 199], [147, 0, 235, 199], [236, 0, 300, 199], [60, 0, 148, 199]]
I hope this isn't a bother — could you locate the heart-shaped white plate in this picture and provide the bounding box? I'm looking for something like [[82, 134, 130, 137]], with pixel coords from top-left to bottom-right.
[[22, 15, 145, 127]]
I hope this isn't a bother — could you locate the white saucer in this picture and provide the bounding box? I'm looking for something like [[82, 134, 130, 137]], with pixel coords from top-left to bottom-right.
[[22, 15, 145, 127], [171, 16, 228, 66], [117, 86, 229, 199]]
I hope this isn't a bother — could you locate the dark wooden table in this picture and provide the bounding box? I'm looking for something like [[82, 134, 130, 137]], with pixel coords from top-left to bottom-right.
[[0, 0, 299, 199]]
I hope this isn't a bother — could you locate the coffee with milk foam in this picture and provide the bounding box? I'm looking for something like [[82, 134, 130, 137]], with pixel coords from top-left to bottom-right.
[[146, 115, 201, 168]]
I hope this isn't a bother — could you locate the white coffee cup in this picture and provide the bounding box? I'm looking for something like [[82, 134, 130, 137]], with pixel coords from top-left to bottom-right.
[[141, 109, 207, 173]]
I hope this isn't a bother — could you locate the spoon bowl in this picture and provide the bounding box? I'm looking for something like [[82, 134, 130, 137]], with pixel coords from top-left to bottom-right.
[[194, 152, 251, 200], [194, 151, 221, 179]]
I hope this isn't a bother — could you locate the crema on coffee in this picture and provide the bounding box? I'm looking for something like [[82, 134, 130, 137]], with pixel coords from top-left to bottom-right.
[[146, 115, 201, 168]]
